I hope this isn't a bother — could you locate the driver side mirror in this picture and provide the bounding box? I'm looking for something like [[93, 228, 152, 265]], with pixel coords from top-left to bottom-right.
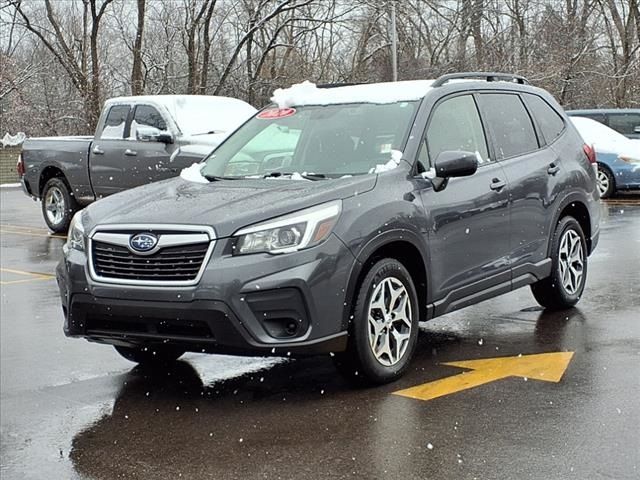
[[427, 150, 478, 191], [435, 150, 478, 177], [136, 126, 174, 144]]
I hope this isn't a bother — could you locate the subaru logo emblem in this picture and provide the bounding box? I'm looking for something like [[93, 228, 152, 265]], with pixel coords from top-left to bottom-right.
[[129, 233, 158, 253]]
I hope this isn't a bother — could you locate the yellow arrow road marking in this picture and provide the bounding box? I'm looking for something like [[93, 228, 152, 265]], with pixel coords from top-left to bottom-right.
[[393, 352, 574, 402]]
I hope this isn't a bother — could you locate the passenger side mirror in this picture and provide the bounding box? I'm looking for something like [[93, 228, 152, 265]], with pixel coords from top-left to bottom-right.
[[434, 150, 478, 178], [136, 126, 174, 144]]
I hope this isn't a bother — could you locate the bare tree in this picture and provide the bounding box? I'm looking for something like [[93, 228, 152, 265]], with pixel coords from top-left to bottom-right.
[[9, 0, 114, 129], [131, 0, 146, 95]]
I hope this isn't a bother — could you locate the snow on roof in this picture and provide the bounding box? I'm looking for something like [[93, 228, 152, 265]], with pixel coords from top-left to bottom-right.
[[570, 116, 639, 158], [106, 94, 252, 108], [271, 80, 434, 108]]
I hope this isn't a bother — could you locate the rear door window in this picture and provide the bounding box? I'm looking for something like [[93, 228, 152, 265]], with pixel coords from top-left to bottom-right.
[[523, 94, 565, 144], [130, 105, 168, 139], [478, 93, 539, 159], [607, 113, 640, 137], [100, 105, 130, 140], [426, 95, 489, 165]]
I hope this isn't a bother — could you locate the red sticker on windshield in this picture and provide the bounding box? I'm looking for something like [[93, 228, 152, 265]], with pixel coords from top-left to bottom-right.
[[257, 108, 296, 119]]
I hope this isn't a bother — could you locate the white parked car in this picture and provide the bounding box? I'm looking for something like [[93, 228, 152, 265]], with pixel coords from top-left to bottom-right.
[[570, 117, 640, 198]]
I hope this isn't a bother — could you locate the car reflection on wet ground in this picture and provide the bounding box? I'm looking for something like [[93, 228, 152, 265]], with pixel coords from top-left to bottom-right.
[[1, 188, 639, 480]]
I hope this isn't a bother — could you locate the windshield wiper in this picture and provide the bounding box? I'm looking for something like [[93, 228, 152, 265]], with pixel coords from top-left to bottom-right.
[[262, 172, 327, 180], [203, 174, 239, 181], [193, 129, 225, 136]]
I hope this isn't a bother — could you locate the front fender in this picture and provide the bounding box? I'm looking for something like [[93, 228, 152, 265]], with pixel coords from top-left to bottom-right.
[[340, 228, 432, 329]]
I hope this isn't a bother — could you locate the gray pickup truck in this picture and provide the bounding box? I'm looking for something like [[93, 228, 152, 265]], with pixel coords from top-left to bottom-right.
[[19, 95, 256, 232]]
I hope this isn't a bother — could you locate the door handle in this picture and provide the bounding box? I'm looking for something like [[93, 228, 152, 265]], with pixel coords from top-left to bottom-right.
[[92, 146, 104, 155], [124, 149, 137, 157], [547, 163, 560, 175], [490, 178, 506, 191]]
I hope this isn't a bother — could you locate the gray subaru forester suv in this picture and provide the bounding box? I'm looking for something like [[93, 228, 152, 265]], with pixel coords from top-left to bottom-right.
[[57, 72, 600, 384]]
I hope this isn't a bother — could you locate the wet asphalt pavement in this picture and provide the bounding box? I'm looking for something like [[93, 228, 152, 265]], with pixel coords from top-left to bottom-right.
[[1, 187, 639, 480]]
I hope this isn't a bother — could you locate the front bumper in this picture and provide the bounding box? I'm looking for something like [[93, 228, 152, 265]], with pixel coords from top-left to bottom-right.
[[57, 233, 354, 356]]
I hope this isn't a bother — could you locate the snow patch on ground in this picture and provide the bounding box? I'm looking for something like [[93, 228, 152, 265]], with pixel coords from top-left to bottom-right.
[[180, 163, 209, 183], [186, 354, 287, 385], [271, 80, 433, 108], [0, 183, 21, 188]]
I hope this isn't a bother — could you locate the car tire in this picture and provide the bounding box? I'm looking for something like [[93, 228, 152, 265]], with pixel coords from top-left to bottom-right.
[[596, 164, 615, 199], [114, 345, 185, 365], [41, 177, 78, 233], [531, 216, 588, 310], [334, 258, 420, 385]]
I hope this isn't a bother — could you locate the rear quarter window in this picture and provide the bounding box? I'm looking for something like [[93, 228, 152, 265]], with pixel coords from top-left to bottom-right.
[[523, 94, 565, 144], [478, 93, 539, 159]]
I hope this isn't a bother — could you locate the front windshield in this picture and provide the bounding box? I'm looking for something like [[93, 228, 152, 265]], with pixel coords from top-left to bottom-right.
[[200, 101, 419, 178]]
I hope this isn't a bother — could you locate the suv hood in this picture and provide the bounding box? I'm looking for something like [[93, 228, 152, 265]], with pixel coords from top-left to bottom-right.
[[84, 175, 376, 238]]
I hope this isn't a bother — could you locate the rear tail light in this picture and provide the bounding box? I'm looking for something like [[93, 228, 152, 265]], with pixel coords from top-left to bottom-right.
[[583, 144, 596, 164], [16, 153, 25, 177]]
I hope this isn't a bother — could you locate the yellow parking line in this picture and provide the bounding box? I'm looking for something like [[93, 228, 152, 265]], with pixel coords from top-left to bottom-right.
[[0, 278, 51, 285], [0, 226, 66, 239], [0, 267, 55, 285]]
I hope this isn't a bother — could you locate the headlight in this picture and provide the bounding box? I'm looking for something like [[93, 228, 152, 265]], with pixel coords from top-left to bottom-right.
[[234, 200, 342, 255], [65, 212, 85, 252]]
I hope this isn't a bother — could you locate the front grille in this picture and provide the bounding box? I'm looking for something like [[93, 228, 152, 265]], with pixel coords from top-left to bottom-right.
[[92, 241, 209, 282]]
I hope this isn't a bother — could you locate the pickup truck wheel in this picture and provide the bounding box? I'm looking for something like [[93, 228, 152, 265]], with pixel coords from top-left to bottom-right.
[[41, 178, 77, 233], [114, 345, 185, 365], [531, 216, 587, 310], [333, 258, 419, 385]]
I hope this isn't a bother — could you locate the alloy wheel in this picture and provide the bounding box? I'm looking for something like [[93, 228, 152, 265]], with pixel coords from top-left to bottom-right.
[[367, 277, 413, 366], [596, 169, 609, 197], [558, 229, 584, 295], [45, 186, 65, 226]]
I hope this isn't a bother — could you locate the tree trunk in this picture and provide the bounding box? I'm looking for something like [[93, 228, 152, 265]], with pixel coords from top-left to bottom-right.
[[131, 0, 146, 96]]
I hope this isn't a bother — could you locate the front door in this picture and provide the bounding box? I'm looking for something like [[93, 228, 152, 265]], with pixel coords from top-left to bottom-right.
[[127, 104, 179, 185], [416, 94, 511, 314]]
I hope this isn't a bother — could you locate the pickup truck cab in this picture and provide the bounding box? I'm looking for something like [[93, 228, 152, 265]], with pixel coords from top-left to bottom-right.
[[19, 95, 256, 232]]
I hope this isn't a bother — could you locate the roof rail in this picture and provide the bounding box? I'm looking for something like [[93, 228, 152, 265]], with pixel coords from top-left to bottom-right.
[[432, 72, 529, 88]]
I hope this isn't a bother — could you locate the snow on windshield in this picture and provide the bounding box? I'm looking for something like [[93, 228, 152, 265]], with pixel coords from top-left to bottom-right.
[[570, 116, 639, 159], [271, 80, 433, 108]]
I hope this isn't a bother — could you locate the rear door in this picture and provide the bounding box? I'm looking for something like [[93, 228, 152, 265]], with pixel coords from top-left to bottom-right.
[[89, 104, 133, 198], [418, 94, 511, 313], [128, 104, 179, 185], [477, 92, 560, 283]]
